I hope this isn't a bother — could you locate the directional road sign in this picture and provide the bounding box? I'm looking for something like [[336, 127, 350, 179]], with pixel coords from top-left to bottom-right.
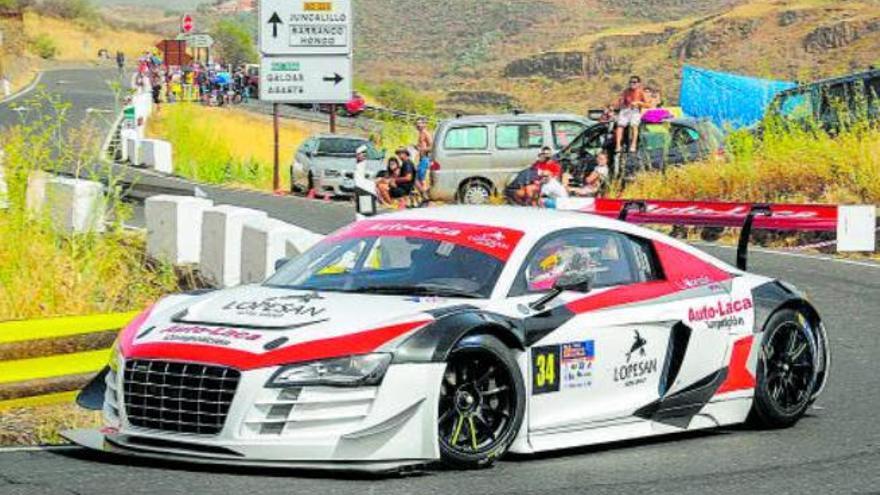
[[176, 33, 215, 48], [259, 0, 352, 56], [258, 56, 352, 103]]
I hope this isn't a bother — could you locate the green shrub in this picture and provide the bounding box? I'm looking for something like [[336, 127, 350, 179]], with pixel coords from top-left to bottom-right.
[[30, 33, 57, 60]]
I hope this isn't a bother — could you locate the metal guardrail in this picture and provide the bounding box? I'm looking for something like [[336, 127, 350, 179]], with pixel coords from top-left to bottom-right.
[[0, 312, 136, 411]]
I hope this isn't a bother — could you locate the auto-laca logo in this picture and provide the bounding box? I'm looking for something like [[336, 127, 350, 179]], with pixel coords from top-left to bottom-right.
[[613, 330, 658, 388]]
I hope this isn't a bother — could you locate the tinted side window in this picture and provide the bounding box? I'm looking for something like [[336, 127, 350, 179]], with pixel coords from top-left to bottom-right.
[[553, 121, 587, 148], [444, 126, 489, 150], [511, 229, 656, 296], [496, 124, 544, 149]]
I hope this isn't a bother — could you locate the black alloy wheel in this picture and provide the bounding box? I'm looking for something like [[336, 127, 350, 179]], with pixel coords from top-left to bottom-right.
[[752, 309, 818, 428], [438, 335, 525, 469]]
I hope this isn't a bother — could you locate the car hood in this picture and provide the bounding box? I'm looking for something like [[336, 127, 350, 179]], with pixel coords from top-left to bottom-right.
[[122, 286, 474, 369]]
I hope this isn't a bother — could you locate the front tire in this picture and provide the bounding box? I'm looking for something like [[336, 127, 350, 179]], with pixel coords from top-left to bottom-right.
[[751, 309, 818, 428], [438, 335, 525, 469]]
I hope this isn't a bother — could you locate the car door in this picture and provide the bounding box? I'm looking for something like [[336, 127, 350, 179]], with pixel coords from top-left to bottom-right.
[[492, 121, 545, 172], [499, 229, 735, 447]]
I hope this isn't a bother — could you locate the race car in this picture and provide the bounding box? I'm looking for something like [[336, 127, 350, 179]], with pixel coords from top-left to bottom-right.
[[65, 205, 830, 471]]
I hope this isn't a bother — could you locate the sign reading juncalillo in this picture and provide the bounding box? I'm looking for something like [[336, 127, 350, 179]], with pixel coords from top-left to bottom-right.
[[259, 0, 353, 56]]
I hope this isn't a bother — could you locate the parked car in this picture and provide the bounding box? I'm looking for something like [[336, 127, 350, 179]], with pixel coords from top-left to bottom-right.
[[291, 135, 385, 196], [768, 68, 880, 133], [430, 114, 594, 204], [557, 118, 725, 184]]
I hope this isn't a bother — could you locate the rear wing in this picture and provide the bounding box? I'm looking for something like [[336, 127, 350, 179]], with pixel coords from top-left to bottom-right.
[[557, 198, 875, 271]]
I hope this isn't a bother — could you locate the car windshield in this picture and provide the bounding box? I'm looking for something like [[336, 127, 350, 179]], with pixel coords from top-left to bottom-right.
[[316, 138, 382, 159], [266, 221, 523, 299]]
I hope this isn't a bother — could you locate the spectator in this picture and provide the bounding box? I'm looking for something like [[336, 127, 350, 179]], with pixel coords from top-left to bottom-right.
[[614, 75, 648, 153], [568, 151, 610, 198], [116, 51, 125, 75], [533, 146, 562, 181], [149, 69, 163, 108], [504, 166, 542, 206], [414, 118, 434, 204], [376, 154, 415, 207], [645, 84, 664, 109]]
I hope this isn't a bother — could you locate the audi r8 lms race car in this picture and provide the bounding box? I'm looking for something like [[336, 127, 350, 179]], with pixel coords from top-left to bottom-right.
[[65, 205, 830, 472]]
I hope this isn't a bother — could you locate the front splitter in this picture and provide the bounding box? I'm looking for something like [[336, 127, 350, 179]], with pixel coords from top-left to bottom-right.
[[60, 428, 430, 474]]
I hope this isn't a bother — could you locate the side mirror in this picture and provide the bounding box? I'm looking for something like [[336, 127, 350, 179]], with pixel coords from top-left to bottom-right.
[[306, 150, 316, 159], [553, 270, 592, 293], [274, 257, 292, 272]]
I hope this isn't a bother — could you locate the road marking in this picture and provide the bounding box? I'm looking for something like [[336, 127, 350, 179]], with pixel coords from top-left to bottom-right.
[[0, 71, 44, 105], [0, 445, 80, 454], [695, 242, 880, 269]]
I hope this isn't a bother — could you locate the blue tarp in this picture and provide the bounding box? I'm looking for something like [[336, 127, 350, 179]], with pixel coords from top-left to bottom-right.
[[680, 65, 797, 129]]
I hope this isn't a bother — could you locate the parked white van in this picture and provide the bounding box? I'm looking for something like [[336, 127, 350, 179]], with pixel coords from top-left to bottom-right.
[[430, 113, 593, 204]]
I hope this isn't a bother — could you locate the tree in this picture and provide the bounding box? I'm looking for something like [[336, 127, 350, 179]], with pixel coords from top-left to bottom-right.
[[212, 19, 257, 67]]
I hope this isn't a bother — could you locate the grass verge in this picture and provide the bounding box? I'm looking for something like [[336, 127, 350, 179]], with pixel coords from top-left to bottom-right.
[[0, 402, 99, 446], [146, 103, 314, 191]]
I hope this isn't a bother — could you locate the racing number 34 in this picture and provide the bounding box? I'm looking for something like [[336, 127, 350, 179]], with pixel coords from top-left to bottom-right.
[[532, 345, 561, 395]]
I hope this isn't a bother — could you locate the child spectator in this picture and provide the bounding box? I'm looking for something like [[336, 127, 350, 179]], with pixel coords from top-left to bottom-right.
[[568, 151, 610, 198]]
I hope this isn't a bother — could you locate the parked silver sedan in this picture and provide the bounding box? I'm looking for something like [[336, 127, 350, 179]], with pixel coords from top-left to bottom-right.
[[291, 135, 386, 196]]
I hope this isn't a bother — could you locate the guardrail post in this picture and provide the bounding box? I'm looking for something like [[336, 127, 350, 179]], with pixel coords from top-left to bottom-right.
[[146, 195, 214, 265]]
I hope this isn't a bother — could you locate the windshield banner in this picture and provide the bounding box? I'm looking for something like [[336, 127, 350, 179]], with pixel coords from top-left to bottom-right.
[[564, 198, 838, 231], [326, 220, 525, 260]]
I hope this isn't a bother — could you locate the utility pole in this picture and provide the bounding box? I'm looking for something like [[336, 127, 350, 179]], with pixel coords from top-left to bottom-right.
[[329, 104, 337, 134], [273, 103, 281, 192]]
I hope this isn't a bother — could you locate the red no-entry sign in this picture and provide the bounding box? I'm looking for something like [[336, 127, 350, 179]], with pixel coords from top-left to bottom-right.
[[181, 14, 194, 33]]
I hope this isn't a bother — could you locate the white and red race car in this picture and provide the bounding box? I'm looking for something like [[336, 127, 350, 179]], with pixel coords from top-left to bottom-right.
[[65, 205, 831, 471]]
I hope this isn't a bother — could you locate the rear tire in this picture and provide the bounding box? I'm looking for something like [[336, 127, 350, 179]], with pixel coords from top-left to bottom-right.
[[458, 179, 493, 205], [751, 309, 818, 428], [438, 335, 525, 469]]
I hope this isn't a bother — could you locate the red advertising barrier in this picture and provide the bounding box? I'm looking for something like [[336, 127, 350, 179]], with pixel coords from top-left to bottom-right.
[[581, 198, 838, 232]]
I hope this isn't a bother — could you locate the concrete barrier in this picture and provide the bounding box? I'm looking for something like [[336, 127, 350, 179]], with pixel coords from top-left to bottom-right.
[[146, 195, 214, 265], [126, 138, 143, 166], [285, 226, 325, 257], [240, 218, 307, 284], [140, 139, 173, 174], [26, 170, 50, 214], [45, 177, 106, 233], [0, 166, 7, 210], [119, 129, 139, 162], [200, 206, 268, 287]]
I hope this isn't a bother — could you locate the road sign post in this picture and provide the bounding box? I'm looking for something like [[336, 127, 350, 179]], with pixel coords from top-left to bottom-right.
[[259, 0, 354, 191]]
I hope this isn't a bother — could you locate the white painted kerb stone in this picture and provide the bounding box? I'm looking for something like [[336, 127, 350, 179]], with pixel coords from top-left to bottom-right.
[[241, 218, 304, 284], [140, 139, 173, 174], [45, 177, 106, 233], [127, 138, 143, 166], [146, 195, 214, 265], [200, 206, 268, 287]]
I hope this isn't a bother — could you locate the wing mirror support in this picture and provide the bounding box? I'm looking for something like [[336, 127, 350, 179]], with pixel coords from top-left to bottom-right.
[[274, 257, 292, 272], [528, 271, 592, 312]]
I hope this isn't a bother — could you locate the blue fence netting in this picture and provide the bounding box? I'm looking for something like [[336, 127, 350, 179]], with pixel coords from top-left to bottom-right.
[[680, 65, 796, 129]]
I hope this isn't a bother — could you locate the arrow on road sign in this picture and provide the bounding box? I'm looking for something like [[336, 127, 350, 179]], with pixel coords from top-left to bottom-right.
[[323, 73, 344, 85], [268, 12, 282, 38]]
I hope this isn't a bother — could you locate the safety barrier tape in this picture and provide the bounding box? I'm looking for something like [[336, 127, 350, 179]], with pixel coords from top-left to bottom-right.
[[0, 391, 78, 411], [0, 349, 110, 384], [0, 311, 136, 345]]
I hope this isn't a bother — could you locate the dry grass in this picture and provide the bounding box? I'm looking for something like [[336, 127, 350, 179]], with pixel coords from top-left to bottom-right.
[[23, 12, 159, 62], [0, 402, 100, 446], [146, 104, 315, 191]]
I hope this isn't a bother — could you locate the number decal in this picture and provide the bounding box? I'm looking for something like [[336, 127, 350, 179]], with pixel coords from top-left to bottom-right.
[[532, 345, 561, 395]]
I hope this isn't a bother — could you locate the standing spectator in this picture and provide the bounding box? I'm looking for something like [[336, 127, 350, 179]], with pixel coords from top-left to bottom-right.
[[614, 75, 648, 153], [115, 51, 125, 76], [414, 118, 433, 203], [150, 69, 164, 110]]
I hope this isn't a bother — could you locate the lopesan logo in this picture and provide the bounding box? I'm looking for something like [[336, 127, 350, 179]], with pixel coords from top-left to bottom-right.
[[614, 331, 657, 388], [688, 297, 753, 323], [222, 293, 326, 318]]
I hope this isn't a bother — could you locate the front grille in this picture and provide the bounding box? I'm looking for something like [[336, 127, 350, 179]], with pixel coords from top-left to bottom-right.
[[123, 360, 240, 435]]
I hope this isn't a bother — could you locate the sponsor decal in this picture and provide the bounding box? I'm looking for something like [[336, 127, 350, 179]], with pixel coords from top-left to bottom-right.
[[613, 331, 658, 388], [688, 297, 753, 323], [157, 324, 263, 347], [404, 296, 446, 304], [706, 316, 745, 330], [676, 276, 712, 290], [468, 231, 511, 251], [561, 341, 595, 390], [222, 292, 326, 318], [364, 222, 462, 237], [532, 345, 561, 395]]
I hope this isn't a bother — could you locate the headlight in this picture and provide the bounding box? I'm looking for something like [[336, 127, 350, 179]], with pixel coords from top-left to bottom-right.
[[108, 338, 121, 373], [267, 353, 392, 388]]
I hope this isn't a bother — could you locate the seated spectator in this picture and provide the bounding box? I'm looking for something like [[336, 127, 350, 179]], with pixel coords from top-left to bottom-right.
[[568, 151, 610, 198], [645, 84, 664, 109], [376, 153, 415, 207], [533, 146, 562, 180], [504, 166, 542, 206], [614, 75, 648, 154]]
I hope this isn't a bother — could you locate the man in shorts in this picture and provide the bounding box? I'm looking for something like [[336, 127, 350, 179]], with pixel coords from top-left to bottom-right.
[[614, 76, 648, 153], [414, 119, 434, 203]]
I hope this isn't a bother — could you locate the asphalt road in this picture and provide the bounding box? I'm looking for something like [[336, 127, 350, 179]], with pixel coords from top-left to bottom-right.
[[2, 68, 878, 494], [0, 247, 878, 495]]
